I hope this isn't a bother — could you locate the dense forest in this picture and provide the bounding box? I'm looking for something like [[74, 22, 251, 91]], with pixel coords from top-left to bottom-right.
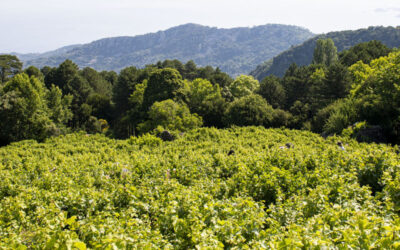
[[250, 26, 400, 79], [1, 38, 399, 145], [19, 23, 314, 77]]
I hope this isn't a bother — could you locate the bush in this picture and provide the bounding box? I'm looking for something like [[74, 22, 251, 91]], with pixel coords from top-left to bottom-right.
[[223, 94, 274, 127], [138, 99, 202, 134]]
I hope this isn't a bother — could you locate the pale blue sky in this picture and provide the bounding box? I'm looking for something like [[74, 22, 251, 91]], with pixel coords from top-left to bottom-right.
[[1, 0, 399, 53]]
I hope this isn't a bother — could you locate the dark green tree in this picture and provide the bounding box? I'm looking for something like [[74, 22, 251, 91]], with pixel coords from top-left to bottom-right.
[[322, 62, 350, 101], [312, 39, 338, 66], [0, 74, 70, 144], [142, 68, 185, 110], [80, 67, 112, 97], [46, 60, 79, 91], [0, 55, 22, 83], [113, 67, 151, 118], [64, 75, 93, 128], [24, 66, 44, 82], [224, 94, 274, 127], [257, 76, 286, 108], [339, 40, 393, 67], [87, 93, 113, 122], [100, 70, 118, 86]]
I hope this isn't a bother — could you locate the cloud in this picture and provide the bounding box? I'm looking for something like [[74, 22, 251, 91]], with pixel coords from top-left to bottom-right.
[[375, 7, 400, 13], [375, 7, 400, 18], [375, 8, 388, 13]]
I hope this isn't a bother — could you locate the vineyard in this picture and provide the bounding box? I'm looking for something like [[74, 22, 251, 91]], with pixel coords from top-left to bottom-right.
[[1, 127, 400, 248]]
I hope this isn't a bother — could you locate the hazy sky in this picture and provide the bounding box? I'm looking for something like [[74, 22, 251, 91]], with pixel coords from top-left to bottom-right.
[[1, 0, 399, 53]]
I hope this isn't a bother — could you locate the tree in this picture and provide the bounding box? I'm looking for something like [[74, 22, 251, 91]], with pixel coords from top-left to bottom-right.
[[319, 51, 400, 143], [142, 68, 185, 110], [228, 75, 260, 99], [179, 78, 225, 127], [321, 98, 358, 135], [87, 93, 112, 122], [80, 67, 112, 97], [100, 70, 118, 86], [138, 99, 203, 134], [224, 94, 274, 127], [184, 60, 198, 80], [312, 39, 338, 67], [64, 75, 93, 129], [348, 51, 400, 142], [339, 40, 393, 67], [113, 67, 151, 118], [24, 66, 44, 82], [282, 64, 319, 109], [51, 60, 79, 91], [0, 55, 22, 83], [322, 62, 350, 101], [0, 74, 67, 144], [257, 76, 286, 108], [46, 84, 73, 127]]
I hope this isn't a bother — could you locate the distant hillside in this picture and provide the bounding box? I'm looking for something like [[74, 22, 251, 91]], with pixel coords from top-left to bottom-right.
[[20, 23, 314, 76], [250, 26, 400, 80], [10, 44, 82, 62]]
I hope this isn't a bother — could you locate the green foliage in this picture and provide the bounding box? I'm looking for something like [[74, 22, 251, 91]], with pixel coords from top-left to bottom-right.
[[312, 39, 338, 66], [179, 78, 225, 127], [151, 59, 234, 88], [322, 98, 358, 135], [128, 133, 162, 147], [339, 40, 393, 66], [64, 75, 93, 129], [257, 75, 286, 108], [341, 121, 368, 138], [319, 51, 400, 143], [0, 55, 22, 83], [224, 94, 274, 127], [0, 74, 71, 144], [142, 68, 185, 110], [228, 75, 260, 99], [1, 127, 400, 248], [86, 93, 112, 122], [138, 99, 203, 134], [24, 66, 44, 82], [80, 67, 112, 97], [51, 59, 79, 91], [322, 62, 350, 100], [112, 66, 142, 118], [46, 84, 73, 127]]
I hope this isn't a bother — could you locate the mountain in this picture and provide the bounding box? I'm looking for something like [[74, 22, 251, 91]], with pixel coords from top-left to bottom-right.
[[250, 26, 400, 80], [10, 44, 82, 62], [19, 23, 314, 76]]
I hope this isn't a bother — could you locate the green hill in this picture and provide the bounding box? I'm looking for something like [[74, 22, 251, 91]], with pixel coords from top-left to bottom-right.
[[250, 26, 400, 80], [1, 127, 400, 248], [21, 23, 314, 76]]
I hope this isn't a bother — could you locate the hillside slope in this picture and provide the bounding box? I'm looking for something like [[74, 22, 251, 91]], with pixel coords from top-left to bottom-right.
[[22, 23, 314, 76], [250, 26, 400, 80]]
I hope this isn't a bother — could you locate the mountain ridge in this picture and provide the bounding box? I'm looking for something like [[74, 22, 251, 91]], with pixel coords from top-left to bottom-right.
[[250, 26, 400, 80], [17, 23, 315, 76]]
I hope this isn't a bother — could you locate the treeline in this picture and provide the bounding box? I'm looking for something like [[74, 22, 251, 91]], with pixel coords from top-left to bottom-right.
[[259, 40, 398, 143], [0, 39, 399, 145]]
